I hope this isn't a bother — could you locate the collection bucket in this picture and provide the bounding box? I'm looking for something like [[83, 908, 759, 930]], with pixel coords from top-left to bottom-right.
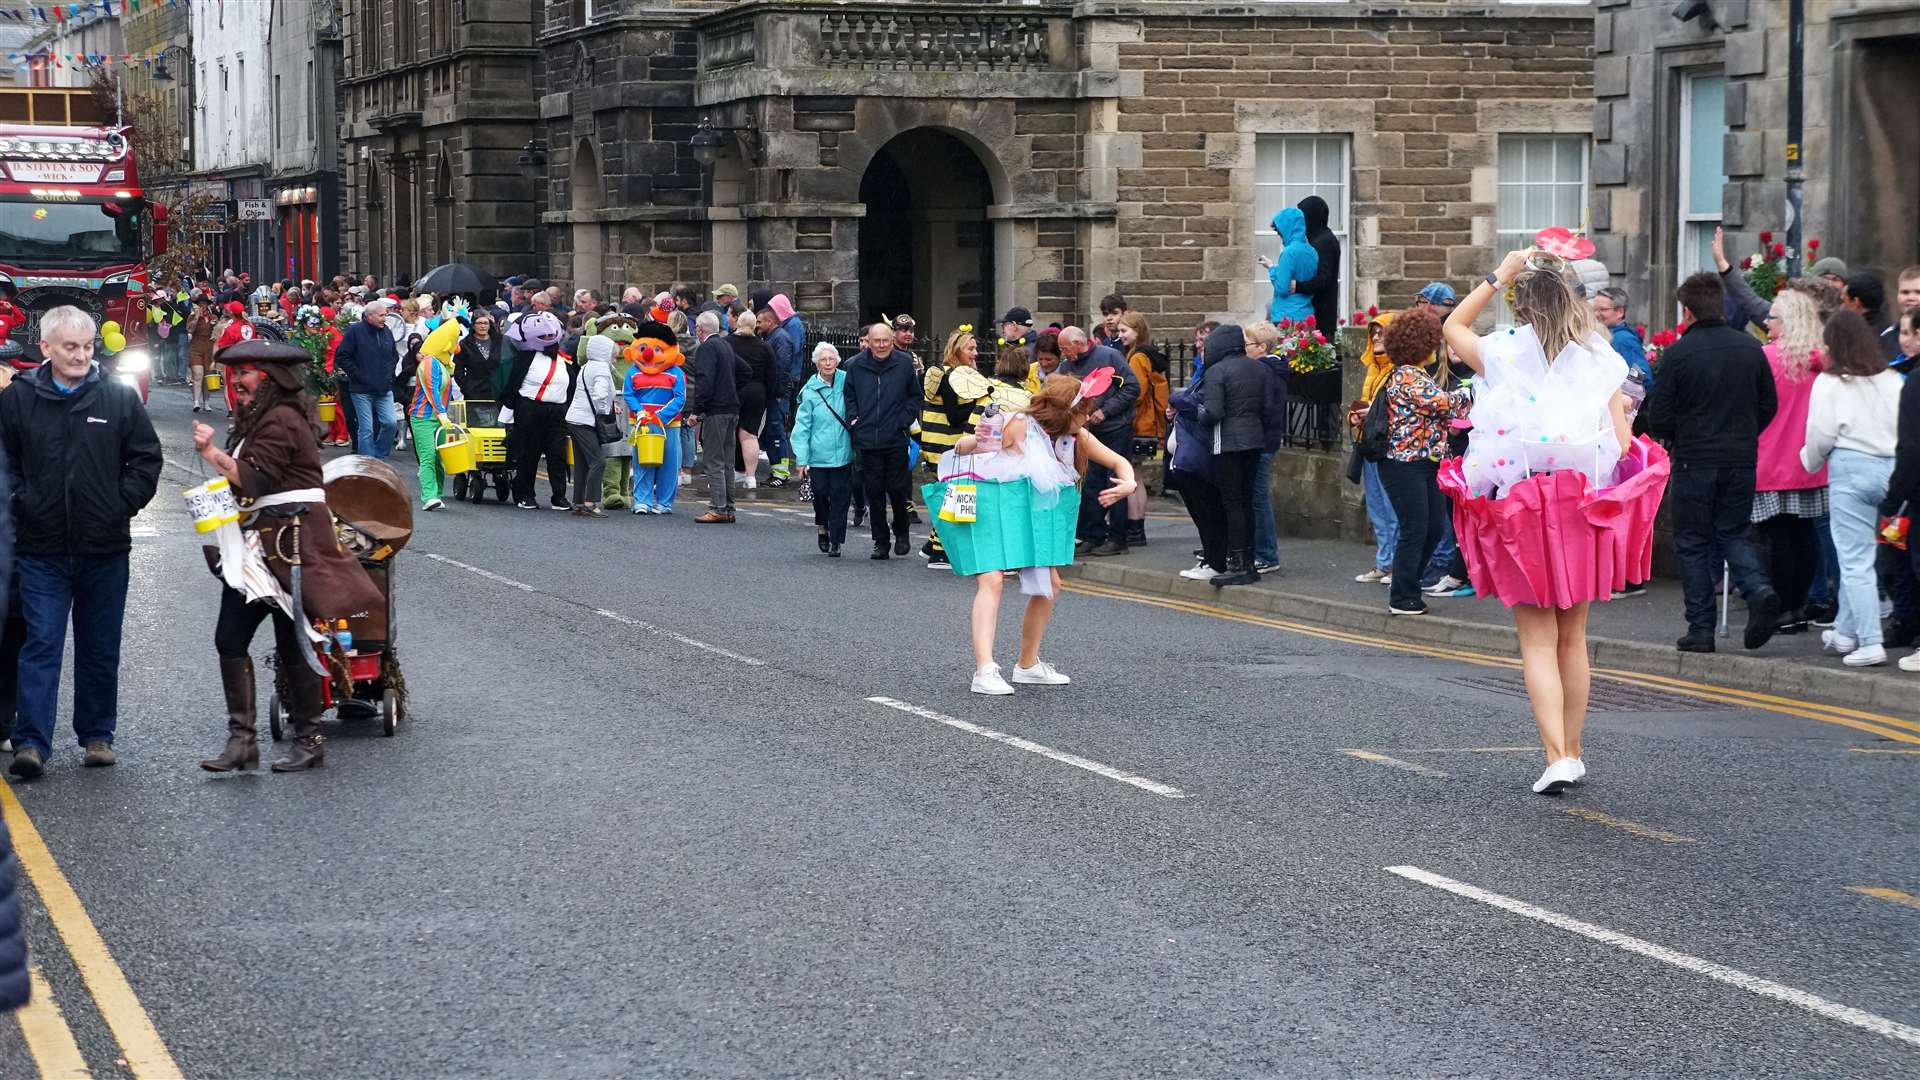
[[317, 398, 338, 423], [203, 371, 223, 391], [634, 431, 666, 466], [435, 426, 477, 474]]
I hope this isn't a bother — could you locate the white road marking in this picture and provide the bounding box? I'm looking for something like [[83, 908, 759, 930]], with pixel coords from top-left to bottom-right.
[[129, 526, 159, 538], [594, 609, 765, 666], [1386, 865, 1920, 1050], [1339, 749, 1449, 778], [866, 696, 1188, 799], [423, 553, 534, 591]]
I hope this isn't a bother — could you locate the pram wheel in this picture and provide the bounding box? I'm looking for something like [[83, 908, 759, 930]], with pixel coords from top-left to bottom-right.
[[494, 473, 510, 502], [267, 691, 286, 742], [381, 689, 399, 737]]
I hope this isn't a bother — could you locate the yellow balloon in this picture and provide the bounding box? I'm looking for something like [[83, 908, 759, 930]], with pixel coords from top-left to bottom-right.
[[100, 320, 120, 335], [102, 332, 125, 353]]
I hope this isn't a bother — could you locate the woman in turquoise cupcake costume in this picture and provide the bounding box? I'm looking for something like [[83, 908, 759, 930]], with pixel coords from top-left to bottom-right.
[[932, 372, 1137, 696]]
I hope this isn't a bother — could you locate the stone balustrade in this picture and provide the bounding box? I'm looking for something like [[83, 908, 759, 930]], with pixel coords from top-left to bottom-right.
[[817, 10, 1053, 70]]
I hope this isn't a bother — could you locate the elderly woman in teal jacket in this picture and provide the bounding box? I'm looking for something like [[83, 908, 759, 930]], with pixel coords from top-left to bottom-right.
[[1260, 206, 1320, 325], [790, 342, 855, 556]]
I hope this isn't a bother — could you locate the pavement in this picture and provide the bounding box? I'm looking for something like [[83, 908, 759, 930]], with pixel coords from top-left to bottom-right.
[[0, 384, 1912, 1078]]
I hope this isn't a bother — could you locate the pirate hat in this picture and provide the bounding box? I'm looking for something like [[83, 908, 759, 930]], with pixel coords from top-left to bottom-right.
[[216, 339, 311, 391]]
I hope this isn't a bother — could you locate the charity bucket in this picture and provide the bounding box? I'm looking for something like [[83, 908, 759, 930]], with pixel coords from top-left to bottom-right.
[[435, 425, 477, 474], [203, 371, 223, 391], [634, 431, 666, 466], [183, 476, 241, 534], [317, 397, 338, 423]]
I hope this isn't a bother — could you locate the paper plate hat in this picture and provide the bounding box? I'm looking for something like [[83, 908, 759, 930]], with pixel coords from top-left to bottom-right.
[[1071, 365, 1114, 407]]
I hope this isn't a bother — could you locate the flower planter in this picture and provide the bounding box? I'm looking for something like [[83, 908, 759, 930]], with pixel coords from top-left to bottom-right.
[[1287, 366, 1342, 405]]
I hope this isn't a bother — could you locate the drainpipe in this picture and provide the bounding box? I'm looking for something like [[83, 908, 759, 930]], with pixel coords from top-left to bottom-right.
[[1783, 0, 1805, 278]]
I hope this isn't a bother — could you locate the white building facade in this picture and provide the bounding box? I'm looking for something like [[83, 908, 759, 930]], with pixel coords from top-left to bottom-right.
[[190, 0, 273, 279]]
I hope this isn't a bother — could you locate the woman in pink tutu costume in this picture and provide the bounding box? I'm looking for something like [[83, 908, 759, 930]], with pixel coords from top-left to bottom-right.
[[1441, 247, 1635, 795]]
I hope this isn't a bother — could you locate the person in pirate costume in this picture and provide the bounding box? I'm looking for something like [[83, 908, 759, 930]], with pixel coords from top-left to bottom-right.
[[190, 340, 383, 773]]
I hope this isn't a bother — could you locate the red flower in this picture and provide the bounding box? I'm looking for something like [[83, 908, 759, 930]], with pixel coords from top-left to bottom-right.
[[1367, 305, 1379, 316], [1741, 255, 1753, 270], [1304, 315, 1316, 329], [1760, 230, 1773, 245], [1808, 238, 1821, 251], [1314, 332, 1327, 344], [1338, 316, 1347, 326], [1352, 310, 1365, 325], [1278, 318, 1292, 330], [1771, 242, 1786, 258]]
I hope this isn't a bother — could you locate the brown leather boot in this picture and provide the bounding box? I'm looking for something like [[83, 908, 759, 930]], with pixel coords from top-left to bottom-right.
[[201, 657, 260, 772], [270, 665, 327, 772]]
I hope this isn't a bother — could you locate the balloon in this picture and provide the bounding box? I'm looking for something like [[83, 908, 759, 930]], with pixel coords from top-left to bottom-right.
[[102, 332, 125, 353], [100, 320, 120, 335]]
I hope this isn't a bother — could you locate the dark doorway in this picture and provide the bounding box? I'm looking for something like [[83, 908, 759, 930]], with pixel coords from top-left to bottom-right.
[[857, 128, 994, 336], [1841, 34, 1920, 281]]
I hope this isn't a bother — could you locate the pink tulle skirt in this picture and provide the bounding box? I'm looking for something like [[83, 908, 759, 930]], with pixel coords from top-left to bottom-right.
[[1437, 436, 1671, 609]]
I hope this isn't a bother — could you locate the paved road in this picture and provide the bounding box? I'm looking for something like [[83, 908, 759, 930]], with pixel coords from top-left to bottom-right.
[[0, 387, 1914, 1079]]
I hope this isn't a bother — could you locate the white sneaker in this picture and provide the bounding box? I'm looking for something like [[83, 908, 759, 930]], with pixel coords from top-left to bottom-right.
[[1179, 564, 1215, 581], [1424, 574, 1464, 596], [1844, 644, 1888, 667], [423, 498, 444, 511], [971, 663, 1014, 696], [1822, 629, 1859, 654], [1354, 568, 1387, 583], [1012, 660, 1071, 686], [1900, 651, 1920, 673], [1569, 757, 1587, 782], [743, 475, 758, 491], [1531, 757, 1581, 795]]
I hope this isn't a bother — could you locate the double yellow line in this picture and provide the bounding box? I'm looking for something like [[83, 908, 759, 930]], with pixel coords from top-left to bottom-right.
[[1, 784, 180, 1079], [1061, 579, 1920, 745]]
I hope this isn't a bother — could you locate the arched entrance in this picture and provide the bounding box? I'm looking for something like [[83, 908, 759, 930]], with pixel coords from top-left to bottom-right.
[[858, 128, 995, 335], [571, 139, 604, 294]]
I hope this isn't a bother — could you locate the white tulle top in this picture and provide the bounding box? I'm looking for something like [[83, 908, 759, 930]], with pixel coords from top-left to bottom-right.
[[1461, 324, 1626, 498]]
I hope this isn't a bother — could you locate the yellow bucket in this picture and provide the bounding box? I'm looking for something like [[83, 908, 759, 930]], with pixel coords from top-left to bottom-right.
[[435, 425, 476, 474], [317, 398, 338, 423], [203, 371, 222, 391], [634, 431, 666, 466]]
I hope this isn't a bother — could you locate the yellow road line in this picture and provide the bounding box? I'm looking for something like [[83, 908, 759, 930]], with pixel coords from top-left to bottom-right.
[[1396, 747, 1539, 753], [16, 968, 90, 1079], [1338, 749, 1449, 779], [1559, 807, 1697, 844], [0, 786, 180, 1080], [1849, 747, 1920, 755], [1846, 886, 1920, 910], [1060, 579, 1920, 744]]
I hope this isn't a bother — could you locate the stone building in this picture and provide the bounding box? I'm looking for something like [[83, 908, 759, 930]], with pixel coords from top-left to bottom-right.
[[120, 0, 192, 187], [1590, 0, 1920, 327], [190, 0, 274, 277], [536, 0, 1593, 337], [268, 0, 346, 283], [337, 0, 541, 283]]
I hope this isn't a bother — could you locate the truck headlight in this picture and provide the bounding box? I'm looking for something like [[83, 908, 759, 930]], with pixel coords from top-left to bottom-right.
[[115, 348, 150, 373]]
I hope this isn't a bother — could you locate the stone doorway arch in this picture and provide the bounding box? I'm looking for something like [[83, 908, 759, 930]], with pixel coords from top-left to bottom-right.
[[857, 128, 995, 335], [571, 138, 604, 295]]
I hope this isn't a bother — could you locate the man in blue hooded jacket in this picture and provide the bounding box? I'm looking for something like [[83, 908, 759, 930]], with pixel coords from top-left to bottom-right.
[[1260, 207, 1318, 325]]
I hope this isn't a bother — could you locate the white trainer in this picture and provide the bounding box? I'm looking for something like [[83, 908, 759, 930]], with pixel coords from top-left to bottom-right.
[[1531, 758, 1581, 795], [1900, 651, 1920, 673], [1178, 564, 1215, 581], [1822, 629, 1859, 654], [970, 663, 1014, 696], [1012, 660, 1071, 686], [1843, 644, 1887, 667], [1423, 574, 1464, 596], [1354, 568, 1387, 583], [1569, 757, 1587, 782]]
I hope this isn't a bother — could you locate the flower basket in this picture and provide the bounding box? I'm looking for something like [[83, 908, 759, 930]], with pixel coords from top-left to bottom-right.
[[1288, 366, 1342, 405]]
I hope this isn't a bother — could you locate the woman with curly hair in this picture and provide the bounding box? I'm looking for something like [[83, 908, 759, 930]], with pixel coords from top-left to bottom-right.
[[1377, 306, 1472, 616]]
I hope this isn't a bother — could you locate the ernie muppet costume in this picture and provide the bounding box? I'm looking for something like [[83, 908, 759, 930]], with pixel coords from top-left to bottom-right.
[[620, 318, 687, 514]]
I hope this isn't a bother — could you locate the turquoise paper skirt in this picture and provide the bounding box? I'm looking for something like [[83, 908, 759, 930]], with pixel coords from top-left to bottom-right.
[[921, 477, 1078, 576]]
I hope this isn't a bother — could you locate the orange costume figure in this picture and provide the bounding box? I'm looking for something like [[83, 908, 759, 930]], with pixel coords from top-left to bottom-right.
[[621, 319, 687, 514], [215, 301, 254, 414]]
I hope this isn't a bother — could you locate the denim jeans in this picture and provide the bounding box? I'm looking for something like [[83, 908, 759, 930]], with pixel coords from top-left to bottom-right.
[[763, 398, 792, 466], [350, 390, 397, 458], [15, 554, 130, 759], [1671, 463, 1773, 635], [1424, 505, 1458, 584], [1377, 458, 1445, 612], [1251, 450, 1277, 565], [1808, 516, 1838, 608], [1361, 459, 1398, 573], [1827, 449, 1893, 648]]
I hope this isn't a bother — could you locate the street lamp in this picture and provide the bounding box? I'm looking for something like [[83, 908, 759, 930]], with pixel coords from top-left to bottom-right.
[[690, 115, 762, 168], [515, 139, 547, 179]]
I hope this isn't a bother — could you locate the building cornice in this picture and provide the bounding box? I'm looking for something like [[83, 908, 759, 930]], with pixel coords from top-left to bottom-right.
[[338, 46, 538, 89]]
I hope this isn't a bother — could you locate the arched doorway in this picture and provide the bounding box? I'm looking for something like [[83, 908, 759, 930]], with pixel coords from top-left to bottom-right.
[[858, 128, 995, 336], [571, 138, 604, 294]]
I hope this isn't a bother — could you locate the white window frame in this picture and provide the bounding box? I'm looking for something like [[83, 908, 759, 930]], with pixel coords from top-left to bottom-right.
[[1493, 133, 1590, 325], [1677, 71, 1727, 288], [1253, 134, 1351, 325]]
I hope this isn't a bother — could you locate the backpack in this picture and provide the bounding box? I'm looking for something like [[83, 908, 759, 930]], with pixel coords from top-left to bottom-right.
[[1357, 386, 1392, 462]]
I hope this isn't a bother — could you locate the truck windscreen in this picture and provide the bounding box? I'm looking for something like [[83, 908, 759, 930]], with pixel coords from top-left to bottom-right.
[[0, 195, 141, 268]]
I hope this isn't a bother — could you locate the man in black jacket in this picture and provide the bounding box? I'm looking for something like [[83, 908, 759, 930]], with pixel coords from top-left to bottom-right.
[[687, 310, 740, 523], [842, 323, 918, 558], [333, 300, 399, 457], [0, 306, 161, 778], [1058, 326, 1140, 555], [1643, 273, 1782, 653], [1295, 195, 1343, 335], [1195, 323, 1270, 586]]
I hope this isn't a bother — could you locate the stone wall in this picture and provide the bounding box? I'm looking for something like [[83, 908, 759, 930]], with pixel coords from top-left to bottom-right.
[[1099, 10, 1592, 332]]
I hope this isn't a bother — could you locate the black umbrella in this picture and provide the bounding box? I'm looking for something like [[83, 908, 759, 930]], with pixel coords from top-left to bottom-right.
[[413, 262, 497, 302]]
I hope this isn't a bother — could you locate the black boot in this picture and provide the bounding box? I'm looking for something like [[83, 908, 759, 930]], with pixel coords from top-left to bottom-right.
[[200, 657, 259, 772], [271, 665, 326, 772], [1210, 549, 1259, 587]]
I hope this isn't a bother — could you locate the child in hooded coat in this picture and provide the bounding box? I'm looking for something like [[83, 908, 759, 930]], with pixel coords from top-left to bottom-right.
[[1263, 207, 1319, 325]]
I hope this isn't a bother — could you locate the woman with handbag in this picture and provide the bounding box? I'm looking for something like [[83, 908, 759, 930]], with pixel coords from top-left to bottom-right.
[[790, 343, 855, 556], [565, 335, 620, 518]]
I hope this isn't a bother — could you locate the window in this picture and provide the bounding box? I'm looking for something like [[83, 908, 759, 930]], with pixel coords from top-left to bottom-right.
[[1494, 133, 1589, 323], [273, 74, 281, 148], [1253, 134, 1350, 322], [1678, 72, 1726, 283], [430, 0, 450, 53]]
